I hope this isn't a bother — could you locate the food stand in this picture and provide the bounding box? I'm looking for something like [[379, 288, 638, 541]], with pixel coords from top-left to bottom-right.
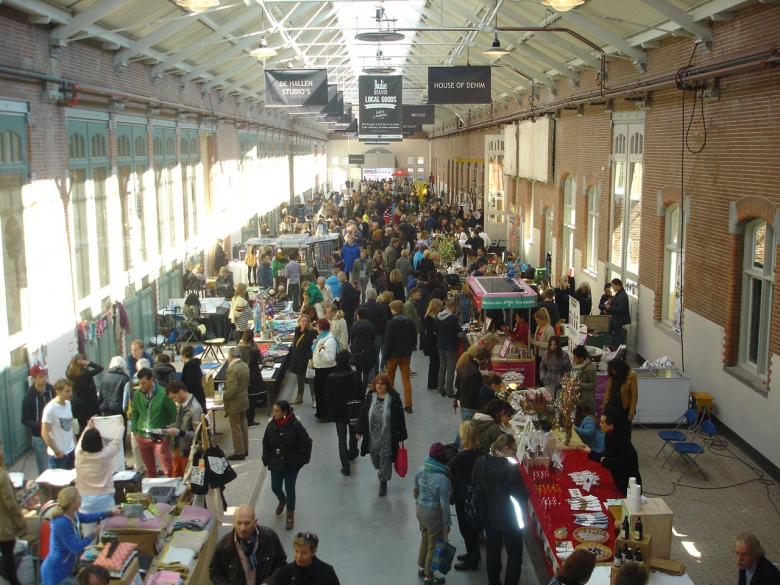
[[466, 275, 537, 387], [244, 233, 341, 282]]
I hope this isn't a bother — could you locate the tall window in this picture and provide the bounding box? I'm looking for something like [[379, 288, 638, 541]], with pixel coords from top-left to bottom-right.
[[117, 125, 148, 268], [0, 114, 28, 335], [67, 120, 109, 299], [152, 127, 177, 254], [609, 118, 644, 295], [662, 204, 681, 328], [562, 176, 575, 274], [181, 129, 199, 240], [740, 219, 774, 377], [587, 186, 599, 271]]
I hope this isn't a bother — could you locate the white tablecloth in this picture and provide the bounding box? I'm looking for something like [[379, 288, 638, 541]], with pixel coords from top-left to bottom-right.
[[589, 565, 694, 585], [227, 262, 248, 285]]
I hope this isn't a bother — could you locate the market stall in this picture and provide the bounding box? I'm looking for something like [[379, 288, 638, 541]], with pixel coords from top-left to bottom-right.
[[466, 275, 538, 387]]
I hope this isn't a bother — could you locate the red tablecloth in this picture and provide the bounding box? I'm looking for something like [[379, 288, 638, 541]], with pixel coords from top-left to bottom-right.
[[519, 449, 623, 574]]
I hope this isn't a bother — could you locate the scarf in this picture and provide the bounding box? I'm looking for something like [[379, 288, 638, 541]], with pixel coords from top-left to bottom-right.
[[276, 412, 293, 427], [571, 359, 587, 379], [370, 391, 391, 437], [237, 530, 259, 570], [311, 331, 330, 352], [423, 456, 451, 477]]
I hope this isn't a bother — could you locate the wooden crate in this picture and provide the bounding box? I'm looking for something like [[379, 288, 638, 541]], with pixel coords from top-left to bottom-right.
[[620, 498, 674, 559], [108, 556, 139, 585], [615, 534, 653, 563]]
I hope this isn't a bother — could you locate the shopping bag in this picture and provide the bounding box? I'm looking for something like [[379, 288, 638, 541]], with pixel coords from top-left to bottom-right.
[[306, 358, 315, 379], [393, 442, 408, 478], [430, 539, 456, 575]]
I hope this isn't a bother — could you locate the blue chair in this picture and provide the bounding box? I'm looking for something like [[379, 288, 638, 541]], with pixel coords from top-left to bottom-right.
[[665, 420, 717, 481], [656, 409, 700, 459]]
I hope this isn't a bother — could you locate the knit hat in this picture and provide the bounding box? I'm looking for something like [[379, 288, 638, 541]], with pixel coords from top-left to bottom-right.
[[429, 442, 447, 463]]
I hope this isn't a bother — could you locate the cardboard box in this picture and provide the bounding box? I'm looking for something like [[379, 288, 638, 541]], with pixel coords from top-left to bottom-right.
[[650, 557, 686, 576], [620, 498, 673, 559], [614, 534, 652, 564]]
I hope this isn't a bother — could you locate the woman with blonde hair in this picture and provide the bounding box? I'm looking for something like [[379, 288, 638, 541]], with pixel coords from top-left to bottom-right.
[[0, 440, 26, 585], [41, 487, 121, 585], [447, 422, 484, 571], [387, 268, 406, 303], [66, 354, 103, 435], [531, 307, 555, 385], [423, 298, 443, 390], [216, 265, 235, 298], [230, 283, 250, 333], [455, 345, 493, 423]]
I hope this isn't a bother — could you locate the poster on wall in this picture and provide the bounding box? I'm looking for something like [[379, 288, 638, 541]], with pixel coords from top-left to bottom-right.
[[427, 67, 491, 104], [403, 105, 435, 125], [359, 75, 402, 140], [264, 69, 329, 107]]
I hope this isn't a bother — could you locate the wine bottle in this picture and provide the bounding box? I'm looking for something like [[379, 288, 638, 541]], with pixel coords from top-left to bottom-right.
[[614, 546, 623, 567], [634, 516, 643, 540], [622, 543, 629, 561], [620, 516, 630, 540], [626, 547, 634, 562], [635, 549, 643, 565]]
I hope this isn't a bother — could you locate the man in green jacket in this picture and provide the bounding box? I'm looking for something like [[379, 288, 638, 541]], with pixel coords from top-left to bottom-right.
[[225, 348, 250, 461], [131, 368, 177, 478], [271, 250, 288, 290], [404, 286, 422, 341]]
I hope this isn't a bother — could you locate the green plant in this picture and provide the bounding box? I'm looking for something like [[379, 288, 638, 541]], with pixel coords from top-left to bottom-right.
[[436, 235, 457, 263]]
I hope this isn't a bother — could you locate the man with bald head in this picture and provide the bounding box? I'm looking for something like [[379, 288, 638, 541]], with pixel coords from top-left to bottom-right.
[[209, 505, 287, 585]]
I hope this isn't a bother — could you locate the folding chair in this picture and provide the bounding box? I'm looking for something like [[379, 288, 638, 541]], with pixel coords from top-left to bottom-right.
[[655, 408, 701, 459], [665, 420, 717, 481]]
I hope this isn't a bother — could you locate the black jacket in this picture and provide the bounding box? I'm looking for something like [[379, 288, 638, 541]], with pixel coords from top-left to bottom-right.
[[434, 310, 461, 352], [423, 315, 438, 356], [349, 320, 377, 371], [262, 414, 310, 471], [359, 300, 388, 336], [455, 358, 483, 410], [447, 447, 485, 501], [152, 362, 178, 387], [209, 526, 287, 585], [387, 281, 406, 303], [588, 426, 641, 495], [418, 257, 436, 277], [339, 279, 360, 314], [533, 300, 560, 330], [21, 384, 55, 437], [740, 556, 780, 585], [356, 389, 408, 463], [181, 358, 207, 412], [609, 288, 631, 328], [383, 314, 417, 359], [289, 327, 317, 377], [98, 368, 130, 416], [326, 368, 363, 422], [266, 556, 340, 585], [474, 454, 530, 532], [555, 288, 572, 323], [573, 288, 593, 317], [69, 362, 104, 422], [238, 345, 263, 396]]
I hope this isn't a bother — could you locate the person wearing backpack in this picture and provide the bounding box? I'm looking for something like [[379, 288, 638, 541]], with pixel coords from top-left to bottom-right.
[[473, 434, 530, 585], [326, 350, 363, 475], [262, 400, 312, 532], [312, 319, 339, 420], [413, 442, 452, 585], [447, 421, 485, 572]]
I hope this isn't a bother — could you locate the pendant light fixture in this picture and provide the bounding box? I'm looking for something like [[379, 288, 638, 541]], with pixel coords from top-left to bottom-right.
[[355, 5, 404, 42], [541, 0, 585, 12], [483, 4, 509, 60], [250, 12, 277, 60], [176, 0, 220, 13]]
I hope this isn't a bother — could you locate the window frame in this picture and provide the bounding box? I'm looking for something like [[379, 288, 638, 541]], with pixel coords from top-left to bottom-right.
[[562, 175, 576, 274], [739, 219, 774, 378], [662, 203, 681, 329], [586, 185, 599, 271]]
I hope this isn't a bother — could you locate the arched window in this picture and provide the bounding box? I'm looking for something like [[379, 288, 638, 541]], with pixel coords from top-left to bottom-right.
[[662, 204, 681, 329], [586, 186, 599, 271], [562, 175, 575, 273], [740, 219, 774, 377]]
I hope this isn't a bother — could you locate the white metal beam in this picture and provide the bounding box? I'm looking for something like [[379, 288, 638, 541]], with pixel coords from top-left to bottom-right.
[[638, 0, 712, 41], [114, 15, 195, 70], [50, 0, 129, 41], [508, 39, 579, 84], [558, 9, 646, 64]]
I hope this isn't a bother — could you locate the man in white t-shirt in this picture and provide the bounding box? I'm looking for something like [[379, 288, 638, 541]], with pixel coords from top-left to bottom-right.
[[41, 378, 76, 470]]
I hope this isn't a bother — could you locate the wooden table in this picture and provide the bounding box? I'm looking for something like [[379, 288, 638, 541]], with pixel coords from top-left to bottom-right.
[[144, 522, 218, 585]]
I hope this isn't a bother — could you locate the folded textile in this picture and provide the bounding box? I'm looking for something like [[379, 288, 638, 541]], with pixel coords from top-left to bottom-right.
[[104, 503, 173, 530], [170, 505, 213, 533], [94, 542, 138, 573], [145, 571, 182, 585], [160, 546, 196, 570], [169, 529, 209, 553]]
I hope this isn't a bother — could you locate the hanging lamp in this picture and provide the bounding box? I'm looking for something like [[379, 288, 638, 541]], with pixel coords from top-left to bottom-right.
[[541, 0, 585, 12], [176, 0, 220, 13]]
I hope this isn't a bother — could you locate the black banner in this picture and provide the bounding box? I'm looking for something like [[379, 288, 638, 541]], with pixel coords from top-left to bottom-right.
[[323, 91, 344, 120], [403, 123, 422, 132], [359, 75, 402, 139], [264, 69, 328, 108], [348, 154, 365, 164], [403, 105, 435, 125], [427, 67, 491, 104]]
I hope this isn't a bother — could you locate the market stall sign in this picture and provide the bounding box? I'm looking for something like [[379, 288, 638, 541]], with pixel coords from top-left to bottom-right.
[[427, 67, 491, 104], [359, 75, 403, 140], [348, 154, 364, 164], [403, 105, 435, 125], [264, 69, 329, 108]]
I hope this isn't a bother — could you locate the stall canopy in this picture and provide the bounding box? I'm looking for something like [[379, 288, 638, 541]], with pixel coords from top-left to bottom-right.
[[467, 276, 537, 310]]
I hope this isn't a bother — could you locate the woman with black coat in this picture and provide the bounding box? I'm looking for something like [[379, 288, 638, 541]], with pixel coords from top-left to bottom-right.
[[454, 345, 492, 423], [423, 299, 443, 390], [65, 354, 104, 434], [355, 374, 408, 497], [289, 314, 318, 406], [447, 421, 485, 572], [180, 345, 206, 411], [349, 308, 378, 392], [238, 329, 263, 427], [326, 350, 363, 475], [262, 400, 311, 531], [473, 434, 530, 585]]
